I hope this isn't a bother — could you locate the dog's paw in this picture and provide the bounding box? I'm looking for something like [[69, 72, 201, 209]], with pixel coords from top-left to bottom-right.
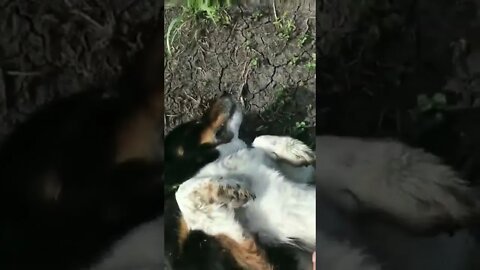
[[176, 176, 252, 242], [253, 135, 315, 166], [187, 176, 255, 209]]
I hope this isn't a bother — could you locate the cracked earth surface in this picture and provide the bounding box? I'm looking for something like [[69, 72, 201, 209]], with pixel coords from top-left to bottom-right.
[[164, 0, 316, 146], [317, 0, 480, 187], [0, 0, 162, 142]]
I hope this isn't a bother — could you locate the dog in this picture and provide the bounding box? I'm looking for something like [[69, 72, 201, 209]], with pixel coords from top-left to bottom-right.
[[168, 94, 480, 270], [164, 93, 315, 270], [0, 30, 164, 270], [313, 135, 480, 270]]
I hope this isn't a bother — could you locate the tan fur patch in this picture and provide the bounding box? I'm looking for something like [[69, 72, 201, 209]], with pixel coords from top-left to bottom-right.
[[115, 112, 156, 163], [115, 107, 163, 163], [176, 216, 273, 270], [200, 104, 228, 144], [178, 216, 189, 251], [192, 181, 220, 205], [115, 87, 163, 163], [216, 234, 274, 270], [200, 127, 216, 145], [191, 181, 254, 208]]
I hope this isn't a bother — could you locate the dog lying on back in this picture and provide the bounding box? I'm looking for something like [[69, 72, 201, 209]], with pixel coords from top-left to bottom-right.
[[0, 31, 164, 270], [164, 93, 314, 270], [314, 135, 480, 270], [169, 94, 480, 270]]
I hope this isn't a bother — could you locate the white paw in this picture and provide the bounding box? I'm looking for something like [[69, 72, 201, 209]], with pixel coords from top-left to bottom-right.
[[178, 176, 255, 210], [253, 135, 315, 166], [215, 177, 256, 208], [176, 176, 251, 243]]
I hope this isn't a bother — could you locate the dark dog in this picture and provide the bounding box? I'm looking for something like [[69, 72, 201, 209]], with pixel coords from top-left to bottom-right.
[[164, 93, 299, 270], [0, 29, 164, 270]]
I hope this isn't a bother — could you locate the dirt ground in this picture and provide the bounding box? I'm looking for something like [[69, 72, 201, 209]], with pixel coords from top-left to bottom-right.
[[318, 0, 480, 185], [164, 0, 316, 146], [320, 0, 480, 264], [0, 0, 162, 142], [0, 0, 316, 148]]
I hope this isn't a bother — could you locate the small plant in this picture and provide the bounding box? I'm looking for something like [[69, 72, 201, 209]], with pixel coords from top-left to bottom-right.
[[416, 93, 447, 112], [251, 57, 259, 68], [293, 121, 307, 134], [274, 87, 290, 105], [305, 53, 316, 70], [288, 120, 313, 139], [165, 0, 233, 55], [273, 12, 296, 40], [298, 33, 313, 47], [410, 92, 448, 122], [252, 10, 263, 21], [289, 56, 299, 66], [185, 0, 231, 22], [166, 17, 187, 55]]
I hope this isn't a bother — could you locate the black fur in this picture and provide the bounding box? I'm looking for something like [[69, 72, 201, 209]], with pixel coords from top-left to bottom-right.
[[0, 30, 164, 269], [164, 95, 299, 270], [174, 230, 242, 270]]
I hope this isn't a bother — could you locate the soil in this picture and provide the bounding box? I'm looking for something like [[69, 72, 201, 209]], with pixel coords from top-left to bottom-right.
[[318, 0, 480, 185], [0, 0, 316, 150], [164, 0, 316, 146], [0, 0, 163, 142]]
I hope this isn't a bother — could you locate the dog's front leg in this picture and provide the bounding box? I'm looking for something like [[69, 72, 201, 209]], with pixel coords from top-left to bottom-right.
[[252, 135, 315, 183], [175, 175, 254, 242], [252, 135, 315, 167]]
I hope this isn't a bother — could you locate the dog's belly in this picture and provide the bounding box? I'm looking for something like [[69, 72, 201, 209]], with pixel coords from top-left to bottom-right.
[[197, 147, 316, 249]]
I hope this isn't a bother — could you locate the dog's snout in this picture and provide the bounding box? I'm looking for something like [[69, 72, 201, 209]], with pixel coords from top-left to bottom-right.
[[212, 93, 236, 117]]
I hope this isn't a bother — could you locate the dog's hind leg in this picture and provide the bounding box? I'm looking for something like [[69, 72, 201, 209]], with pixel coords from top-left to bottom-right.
[[252, 135, 315, 183], [175, 175, 255, 242], [252, 135, 315, 166]]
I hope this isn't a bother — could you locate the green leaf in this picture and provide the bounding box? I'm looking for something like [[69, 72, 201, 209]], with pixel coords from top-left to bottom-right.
[[432, 92, 447, 107], [417, 94, 432, 112]]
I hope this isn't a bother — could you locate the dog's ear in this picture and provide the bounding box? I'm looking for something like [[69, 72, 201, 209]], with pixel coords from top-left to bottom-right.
[[112, 28, 164, 164], [200, 95, 237, 145]]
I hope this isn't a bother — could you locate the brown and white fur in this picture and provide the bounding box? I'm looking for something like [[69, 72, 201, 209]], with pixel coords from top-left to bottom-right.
[[314, 136, 480, 270], [174, 100, 480, 270]]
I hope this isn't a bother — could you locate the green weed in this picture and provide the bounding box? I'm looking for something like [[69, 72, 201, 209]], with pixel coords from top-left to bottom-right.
[[252, 11, 263, 21], [416, 93, 447, 113], [165, 0, 233, 55], [273, 12, 296, 40], [305, 53, 316, 70], [298, 33, 313, 47], [251, 57, 259, 68], [289, 56, 300, 66], [292, 121, 308, 136]]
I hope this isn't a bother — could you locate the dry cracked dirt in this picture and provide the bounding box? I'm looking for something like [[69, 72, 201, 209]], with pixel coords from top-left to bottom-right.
[[0, 0, 316, 148], [164, 0, 316, 146], [0, 0, 164, 142]]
